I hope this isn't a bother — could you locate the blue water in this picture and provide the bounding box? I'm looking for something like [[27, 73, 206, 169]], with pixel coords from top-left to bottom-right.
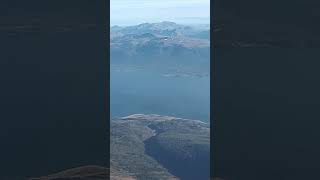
[[110, 65, 210, 122]]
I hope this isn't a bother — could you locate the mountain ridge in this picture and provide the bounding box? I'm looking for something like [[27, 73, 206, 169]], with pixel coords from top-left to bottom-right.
[[110, 22, 210, 66]]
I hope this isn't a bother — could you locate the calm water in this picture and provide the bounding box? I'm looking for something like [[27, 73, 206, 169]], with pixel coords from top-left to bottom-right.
[[110, 64, 210, 122]]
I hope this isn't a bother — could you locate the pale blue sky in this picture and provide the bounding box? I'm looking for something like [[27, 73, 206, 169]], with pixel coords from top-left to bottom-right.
[[111, 0, 210, 26]]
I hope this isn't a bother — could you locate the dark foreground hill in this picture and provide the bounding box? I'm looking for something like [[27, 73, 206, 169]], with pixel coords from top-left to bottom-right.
[[111, 114, 210, 180], [33, 115, 210, 180], [29, 166, 108, 180]]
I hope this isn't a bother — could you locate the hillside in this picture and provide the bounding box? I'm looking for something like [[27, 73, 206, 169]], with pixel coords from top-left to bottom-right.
[[31, 114, 210, 180], [111, 114, 210, 180]]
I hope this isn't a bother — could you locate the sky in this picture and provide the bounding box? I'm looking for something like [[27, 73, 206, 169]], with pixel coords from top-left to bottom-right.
[[110, 0, 210, 26]]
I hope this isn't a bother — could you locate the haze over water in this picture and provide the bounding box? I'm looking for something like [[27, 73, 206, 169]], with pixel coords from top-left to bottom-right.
[[110, 65, 210, 122]]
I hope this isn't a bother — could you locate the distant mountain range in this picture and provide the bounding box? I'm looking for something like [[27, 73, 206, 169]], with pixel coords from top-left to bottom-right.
[[111, 21, 209, 39], [110, 22, 210, 65]]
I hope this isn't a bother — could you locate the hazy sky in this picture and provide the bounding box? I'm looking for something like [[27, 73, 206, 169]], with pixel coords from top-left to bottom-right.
[[111, 0, 210, 25]]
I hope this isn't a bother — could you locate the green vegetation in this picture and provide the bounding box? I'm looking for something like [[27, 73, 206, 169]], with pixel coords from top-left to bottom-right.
[[111, 119, 177, 179], [111, 114, 210, 180]]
